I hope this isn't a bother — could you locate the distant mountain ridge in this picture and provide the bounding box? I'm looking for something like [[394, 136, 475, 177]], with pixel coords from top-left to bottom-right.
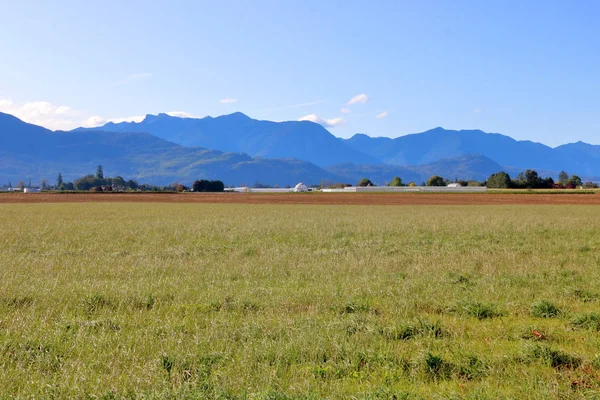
[[0, 112, 345, 186], [343, 128, 600, 176], [76, 112, 381, 167], [80, 112, 600, 178], [327, 154, 504, 185], [2, 110, 600, 186]]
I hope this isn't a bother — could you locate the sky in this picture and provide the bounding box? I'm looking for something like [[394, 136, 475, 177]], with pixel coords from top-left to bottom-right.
[[0, 0, 599, 146]]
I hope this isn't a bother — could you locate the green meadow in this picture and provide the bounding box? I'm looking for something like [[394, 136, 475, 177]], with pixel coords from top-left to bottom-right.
[[1, 203, 600, 399]]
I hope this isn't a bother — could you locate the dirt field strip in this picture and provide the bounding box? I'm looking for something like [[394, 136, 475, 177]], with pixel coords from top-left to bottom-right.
[[2, 192, 600, 205]]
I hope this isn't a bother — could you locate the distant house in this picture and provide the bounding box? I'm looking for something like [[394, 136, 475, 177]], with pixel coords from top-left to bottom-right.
[[447, 183, 462, 188]]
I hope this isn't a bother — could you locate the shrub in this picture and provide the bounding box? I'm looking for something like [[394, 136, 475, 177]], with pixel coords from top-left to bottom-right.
[[530, 300, 561, 318]]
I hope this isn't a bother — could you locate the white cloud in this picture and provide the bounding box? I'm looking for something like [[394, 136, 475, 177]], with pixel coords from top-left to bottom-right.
[[298, 114, 345, 128], [0, 99, 79, 130], [82, 115, 145, 127], [340, 108, 351, 114], [112, 72, 152, 86], [166, 111, 196, 118], [82, 116, 106, 128], [55, 105, 72, 115], [220, 98, 238, 104], [376, 111, 389, 119], [347, 94, 368, 105]]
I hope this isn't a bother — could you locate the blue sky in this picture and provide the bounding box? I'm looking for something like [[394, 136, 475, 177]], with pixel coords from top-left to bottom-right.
[[0, 0, 598, 146]]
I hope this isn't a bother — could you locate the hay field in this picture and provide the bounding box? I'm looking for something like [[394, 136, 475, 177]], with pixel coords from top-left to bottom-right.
[[1, 203, 600, 399]]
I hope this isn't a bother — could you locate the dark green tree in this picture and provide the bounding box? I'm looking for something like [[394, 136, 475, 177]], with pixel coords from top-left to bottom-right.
[[558, 171, 569, 185], [193, 180, 225, 192], [524, 169, 542, 188], [486, 172, 512, 188], [569, 175, 582, 187], [112, 176, 126, 188], [57, 173, 63, 189], [74, 175, 102, 191], [357, 178, 374, 187], [126, 180, 139, 190], [388, 176, 403, 186], [426, 175, 446, 187], [96, 165, 104, 179]]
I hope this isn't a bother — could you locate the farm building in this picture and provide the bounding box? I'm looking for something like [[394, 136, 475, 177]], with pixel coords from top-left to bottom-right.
[[321, 186, 487, 193], [23, 188, 41, 193], [227, 183, 312, 193], [294, 183, 308, 192]]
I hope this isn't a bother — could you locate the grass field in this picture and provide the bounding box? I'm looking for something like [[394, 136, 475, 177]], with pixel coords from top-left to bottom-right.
[[1, 203, 600, 399]]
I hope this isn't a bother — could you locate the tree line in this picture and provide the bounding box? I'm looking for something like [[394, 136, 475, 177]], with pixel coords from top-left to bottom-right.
[[4, 165, 226, 193], [327, 170, 598, 189], [486, 170, 597, 189]]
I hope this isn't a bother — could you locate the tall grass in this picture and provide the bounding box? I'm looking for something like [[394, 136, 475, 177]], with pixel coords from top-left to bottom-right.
[[1, 203, 600, 398]]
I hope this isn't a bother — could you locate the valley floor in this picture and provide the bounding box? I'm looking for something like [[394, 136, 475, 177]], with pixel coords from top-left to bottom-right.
[[1, 203, 600, 398], [2, 191, 600, 205]]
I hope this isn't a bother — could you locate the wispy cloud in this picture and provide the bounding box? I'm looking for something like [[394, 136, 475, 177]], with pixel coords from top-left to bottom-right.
[[473, 108, 482, 113], [376, 111, 389, 119], [166, 111, 196, 118], [0, 99, 80, 130], [82, 115, 145, 127], [298, 114, 344, 128], [340, 108, 351, 114], [259, 99, 325, 112], [347, 94, 368, 105], [112, 72, 152, 86], [220, 98, 238, 104]]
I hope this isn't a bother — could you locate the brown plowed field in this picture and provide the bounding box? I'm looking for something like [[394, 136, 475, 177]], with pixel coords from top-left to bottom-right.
[[1, 192, 600, 205]]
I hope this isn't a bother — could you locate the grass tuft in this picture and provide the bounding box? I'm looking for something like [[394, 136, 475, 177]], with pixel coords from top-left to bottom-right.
[[570, 313, 600, 331], [449, 300, 504, 319], [530, 300, 561, 318], [527, 344, 582, 369]]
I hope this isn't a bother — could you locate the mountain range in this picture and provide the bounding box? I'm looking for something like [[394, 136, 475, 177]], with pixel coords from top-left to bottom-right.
[[1, 111, 599, 186]]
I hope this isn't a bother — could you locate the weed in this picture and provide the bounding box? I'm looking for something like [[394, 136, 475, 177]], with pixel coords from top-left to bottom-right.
[[423, 352, 453, 380], [82, 294, 113, 313], [456, 354, 486, 380], [0, 296, 35, 308], [340, 300, 371, 314]]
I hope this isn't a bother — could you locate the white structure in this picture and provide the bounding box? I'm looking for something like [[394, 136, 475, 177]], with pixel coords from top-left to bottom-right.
[[23, 188, 41, 193], [294, 182, 308, 192], [322, 186, 487, 193], [447, 183, 462, 188], [226, 182, 312, 193]]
